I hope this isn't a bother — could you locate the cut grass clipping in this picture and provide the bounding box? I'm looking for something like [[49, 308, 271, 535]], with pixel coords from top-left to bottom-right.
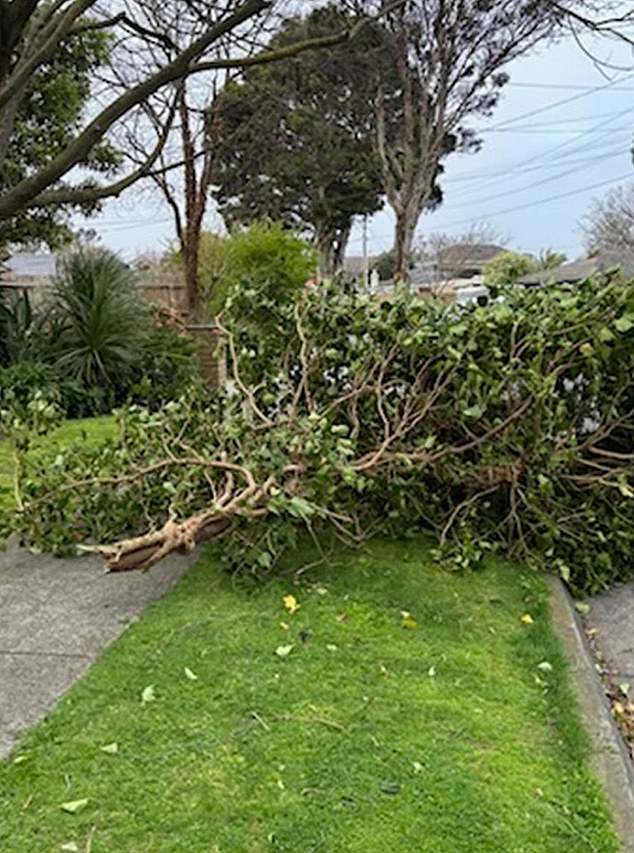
[[0, 539, 617, 852]]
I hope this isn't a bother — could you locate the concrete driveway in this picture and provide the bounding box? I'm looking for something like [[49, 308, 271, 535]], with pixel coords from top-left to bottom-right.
[[0, 538, 196, 759]]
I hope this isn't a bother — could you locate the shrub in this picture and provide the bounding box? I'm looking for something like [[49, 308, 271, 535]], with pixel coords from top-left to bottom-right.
[[13, 275, 634, 595], [206, 221, 316, 316], [52, 248, 149, 387], [0, 291, 49, 366], [0, 361, 60, 422], [483, 250, 537, 286], [129, 325, 201, 409]]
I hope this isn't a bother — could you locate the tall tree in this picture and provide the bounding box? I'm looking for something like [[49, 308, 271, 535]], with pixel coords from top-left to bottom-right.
[[0, 0, 365, 241], [210, 5, 386, 277], [582, 182, 634, 255], [0, 23, 118, 253], [344, 0, 584, 282]]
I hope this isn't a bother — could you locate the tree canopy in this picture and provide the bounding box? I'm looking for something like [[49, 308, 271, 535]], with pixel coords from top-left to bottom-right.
[[340, 0, 587, 281], [0, 25, 118, 252], [0, 0, 370, 233], [211, 5, 386, 276]]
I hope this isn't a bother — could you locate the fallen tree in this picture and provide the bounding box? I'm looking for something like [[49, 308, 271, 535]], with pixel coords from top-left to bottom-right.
[[11, 274, 634, 594]]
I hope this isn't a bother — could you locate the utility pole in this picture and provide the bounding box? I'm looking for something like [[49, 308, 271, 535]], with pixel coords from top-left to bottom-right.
[[362, 214, 370, 291]]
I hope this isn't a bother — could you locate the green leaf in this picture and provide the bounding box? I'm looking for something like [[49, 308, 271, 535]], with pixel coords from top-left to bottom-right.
[[61, 799, 89, 815], [574, 602, 590, 615], [615, 314, 634, 333], [462, 404, 484, 420], [286, 497, 315, 519]]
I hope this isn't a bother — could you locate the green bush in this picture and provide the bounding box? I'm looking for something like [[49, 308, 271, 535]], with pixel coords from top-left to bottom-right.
[[0, 361, 60, 422], [205, 222, 317, 316], [13, 276, 634, 595], [483, 250, 537, 286], [0, 291, 49, 366], [0, 250, 200, 419], [52, 248, 149, 386], [129, 325, 201, 409]]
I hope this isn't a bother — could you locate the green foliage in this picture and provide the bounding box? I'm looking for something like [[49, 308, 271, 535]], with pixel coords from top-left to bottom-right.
[[483, 250, 537, 285], [0, 250, 199, 419], [52, 248, 148, 386], [0, 26, 120, 252], [207, 221, 316, 316], [13, 275, 634, 595], [538, 249, 567, 270], [0, 362, 60, 425], [211, 4, 385, 270], [129, 325, 200, 409], [0, 292, 49, 365], [374, 248, 396, 281]]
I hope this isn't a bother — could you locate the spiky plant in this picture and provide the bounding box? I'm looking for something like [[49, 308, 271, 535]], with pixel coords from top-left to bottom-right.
[[53, 248, 148, 387]]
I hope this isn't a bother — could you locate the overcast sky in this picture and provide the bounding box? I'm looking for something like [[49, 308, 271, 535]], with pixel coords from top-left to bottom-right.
[[76, 18, 634, 263]]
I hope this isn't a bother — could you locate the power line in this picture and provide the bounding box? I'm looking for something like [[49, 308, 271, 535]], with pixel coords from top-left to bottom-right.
[[484, 73, 634, 132], [480, 126, 632, 135], [429, 172, 633, 232], [448, 105, 634, 185], [449, 148, 626, 209], [508, 82, 634, 92]]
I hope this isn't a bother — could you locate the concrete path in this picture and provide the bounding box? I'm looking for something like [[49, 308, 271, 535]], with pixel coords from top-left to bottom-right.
[[0, 538, 197, 759], [587, 580, 634, 685]]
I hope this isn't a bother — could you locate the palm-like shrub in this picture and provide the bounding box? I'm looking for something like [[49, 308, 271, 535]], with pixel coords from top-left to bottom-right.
[[53, 249, 148, 387], [0, 291, 49, 366]]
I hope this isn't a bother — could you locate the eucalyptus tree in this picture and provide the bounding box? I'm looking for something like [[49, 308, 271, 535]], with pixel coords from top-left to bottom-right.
[[342, 0, 589, 282]]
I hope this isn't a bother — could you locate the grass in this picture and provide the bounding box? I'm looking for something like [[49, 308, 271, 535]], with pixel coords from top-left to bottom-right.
[[0, 416, 116, 511], [0, 538, 618, 852]]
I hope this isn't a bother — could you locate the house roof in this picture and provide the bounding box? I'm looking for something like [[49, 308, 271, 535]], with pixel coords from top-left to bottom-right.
[[518, 251, 634, 286], [437, 243, 506, 272], [2, 252, 56, 278]]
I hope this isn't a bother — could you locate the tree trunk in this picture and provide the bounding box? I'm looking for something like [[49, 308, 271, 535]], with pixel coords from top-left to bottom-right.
[[393, 208, 417, 285], [332, 224, 351, 275], [316, 229, 336, 280], [183, 225, 201, 317]]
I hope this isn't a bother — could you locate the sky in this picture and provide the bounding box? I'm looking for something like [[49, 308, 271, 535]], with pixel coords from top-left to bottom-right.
[[75, 16, 634, 264]]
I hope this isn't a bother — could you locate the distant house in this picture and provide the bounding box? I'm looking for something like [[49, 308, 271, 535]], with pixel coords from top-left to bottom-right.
[[519, 251, 634, 286], [435, 243, 506, 279]]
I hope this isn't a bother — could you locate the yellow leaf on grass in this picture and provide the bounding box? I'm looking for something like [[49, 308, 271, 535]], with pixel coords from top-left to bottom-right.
[[282, 594, 300, 614], [100, 743, 118, 755], [520, 613, 534, 625], [401, 610, 417, 630]]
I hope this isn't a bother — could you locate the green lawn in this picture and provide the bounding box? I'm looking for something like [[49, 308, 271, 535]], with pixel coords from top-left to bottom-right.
[[0, 416, 117, 511], [0, 539, 617, 852]]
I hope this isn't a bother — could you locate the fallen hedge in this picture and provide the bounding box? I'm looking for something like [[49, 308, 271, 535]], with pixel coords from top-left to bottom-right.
[[11, 276, 634, 595]]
